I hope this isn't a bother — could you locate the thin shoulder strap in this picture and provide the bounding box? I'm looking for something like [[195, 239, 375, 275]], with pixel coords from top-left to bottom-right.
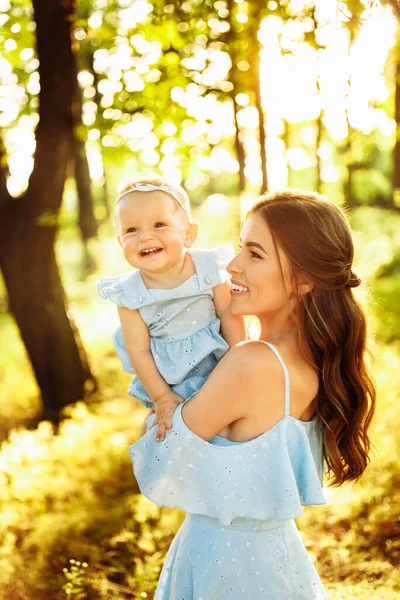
[[257, 341, 290, 417]]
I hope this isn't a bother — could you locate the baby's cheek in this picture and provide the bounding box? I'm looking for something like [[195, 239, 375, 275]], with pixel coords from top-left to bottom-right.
[[124, 241, 136, 253]]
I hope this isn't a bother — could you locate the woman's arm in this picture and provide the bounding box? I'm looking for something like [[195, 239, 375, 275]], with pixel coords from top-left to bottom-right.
[[182, 341, 283, 440], [213, 281, 246, 346]]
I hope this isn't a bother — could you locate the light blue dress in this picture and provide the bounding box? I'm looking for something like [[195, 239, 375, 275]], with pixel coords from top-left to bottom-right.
[[98, 244, 234, 408], [129, 342, 327, 599]]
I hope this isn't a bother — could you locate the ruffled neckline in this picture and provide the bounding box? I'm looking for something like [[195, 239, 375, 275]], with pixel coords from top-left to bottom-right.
[[178, 403, 319, 449], [129, 397, 326, 525]]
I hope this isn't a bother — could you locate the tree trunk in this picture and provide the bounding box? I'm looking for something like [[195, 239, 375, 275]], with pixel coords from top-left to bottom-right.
[[344, 24, 357, 209], [315, 111, 323, 192], [101, 163, 111, 223], [386, 0, 400, 20], [344, 152, 356, 209], [281, 118, 290, 187], [249, 21, 268, 194], [232, 95, 246, 193], [0, 136, 8, 205], [0, 0, 96, 422], [86, 49, 112, 222], [393, 27, 400, 202], [74, 134, 98, 240], [72, 64, 98, 242], [0, 208, 94, 421], [226, 0, 246, 195]]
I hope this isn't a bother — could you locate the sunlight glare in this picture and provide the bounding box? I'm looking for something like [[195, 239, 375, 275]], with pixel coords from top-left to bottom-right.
[[203, 193, 230, 216]]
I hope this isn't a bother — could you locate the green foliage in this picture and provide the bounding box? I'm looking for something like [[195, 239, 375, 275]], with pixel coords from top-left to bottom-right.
[[0, 0, 37, 149], [350, 207, 400, 343], [2, 0, 400, 206]]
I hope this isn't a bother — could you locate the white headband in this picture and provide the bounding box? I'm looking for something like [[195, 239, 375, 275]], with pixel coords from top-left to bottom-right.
[[116, 182, 188, 214]]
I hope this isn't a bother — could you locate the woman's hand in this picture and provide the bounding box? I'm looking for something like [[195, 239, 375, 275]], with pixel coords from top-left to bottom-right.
[[153, 392, 185, 442]]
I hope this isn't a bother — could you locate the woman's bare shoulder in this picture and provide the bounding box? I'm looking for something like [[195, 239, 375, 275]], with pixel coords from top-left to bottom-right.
[[223, 340, 284, 383], [181, 340, 284, 439]]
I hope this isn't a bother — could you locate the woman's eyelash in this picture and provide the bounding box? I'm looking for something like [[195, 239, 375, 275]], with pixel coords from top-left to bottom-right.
[[238, 244, 261, 259]]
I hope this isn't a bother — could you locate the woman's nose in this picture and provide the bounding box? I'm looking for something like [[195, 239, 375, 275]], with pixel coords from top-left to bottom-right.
[[227, 252, 243, 275]]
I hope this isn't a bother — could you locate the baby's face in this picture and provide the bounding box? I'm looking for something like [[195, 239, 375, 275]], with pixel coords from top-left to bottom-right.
[[116, 191, 197, 273]]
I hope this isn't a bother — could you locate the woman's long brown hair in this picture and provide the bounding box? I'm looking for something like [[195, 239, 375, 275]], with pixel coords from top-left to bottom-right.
[[250, 190, 376, 486]]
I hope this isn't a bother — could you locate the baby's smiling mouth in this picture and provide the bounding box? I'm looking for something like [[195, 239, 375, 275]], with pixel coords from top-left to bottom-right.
[[140, 247, 163, 257]]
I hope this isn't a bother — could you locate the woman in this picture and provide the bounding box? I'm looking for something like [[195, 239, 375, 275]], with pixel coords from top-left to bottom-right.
[[129, 189, 376, 599]]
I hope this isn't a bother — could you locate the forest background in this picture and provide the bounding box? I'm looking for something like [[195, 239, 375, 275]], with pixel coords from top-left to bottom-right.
[[0, 0, 399, 598]]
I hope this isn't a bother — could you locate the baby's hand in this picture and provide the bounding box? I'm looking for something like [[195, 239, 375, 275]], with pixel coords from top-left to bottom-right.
[[153, 392, 185, 442]]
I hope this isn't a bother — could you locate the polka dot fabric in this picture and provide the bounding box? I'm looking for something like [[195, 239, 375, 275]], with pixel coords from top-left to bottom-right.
[[129, 342, 327, 598]]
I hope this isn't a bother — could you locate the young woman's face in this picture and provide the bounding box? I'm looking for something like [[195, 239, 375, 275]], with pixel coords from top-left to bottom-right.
[[227, 212, 294, 318], [115, 191, 197, 274]]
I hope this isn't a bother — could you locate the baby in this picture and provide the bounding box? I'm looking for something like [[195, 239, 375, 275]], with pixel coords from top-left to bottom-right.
[[98, 177, 246, 440]]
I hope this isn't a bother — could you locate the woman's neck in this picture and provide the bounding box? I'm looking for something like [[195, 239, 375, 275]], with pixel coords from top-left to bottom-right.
[[258, 316, 315, 369], [259, 325, 298, 346], [258, 306, 298, 346]]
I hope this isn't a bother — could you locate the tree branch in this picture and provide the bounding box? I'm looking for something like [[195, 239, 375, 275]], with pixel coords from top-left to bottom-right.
[[384, 0, 400, 20], [0, 134, 11, 208]]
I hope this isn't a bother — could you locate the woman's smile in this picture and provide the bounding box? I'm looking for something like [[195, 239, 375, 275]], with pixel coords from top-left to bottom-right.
[[230, 279, 250, 294]]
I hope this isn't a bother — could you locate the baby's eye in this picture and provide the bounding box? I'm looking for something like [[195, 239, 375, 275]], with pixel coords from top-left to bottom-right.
[[154, 222, 166, 228], [126, 227, 137, 233]]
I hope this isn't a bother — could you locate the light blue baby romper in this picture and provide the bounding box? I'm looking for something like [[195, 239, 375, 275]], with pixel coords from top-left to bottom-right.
[[98, 244, 234, 408], [129, 342, 327, 599]]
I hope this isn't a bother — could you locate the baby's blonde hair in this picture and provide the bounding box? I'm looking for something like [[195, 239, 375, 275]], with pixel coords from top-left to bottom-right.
[[117, 176, 192, 220]]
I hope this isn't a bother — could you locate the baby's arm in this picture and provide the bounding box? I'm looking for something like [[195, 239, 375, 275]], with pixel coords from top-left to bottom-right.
[[117, 306, 183, 440], [213, 281, 246, 346]]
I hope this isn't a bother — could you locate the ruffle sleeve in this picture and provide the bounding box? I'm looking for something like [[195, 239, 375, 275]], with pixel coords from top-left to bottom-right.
[[97, 271, 154, 310], [189, 243, 235, 292], [129, 404, 326, 526]]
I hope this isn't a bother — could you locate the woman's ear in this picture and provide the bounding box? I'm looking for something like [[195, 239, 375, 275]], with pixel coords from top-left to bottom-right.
[[297, 271, 314, 296], [185, 222, 199, 247], [298, 282, 313, 296]]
